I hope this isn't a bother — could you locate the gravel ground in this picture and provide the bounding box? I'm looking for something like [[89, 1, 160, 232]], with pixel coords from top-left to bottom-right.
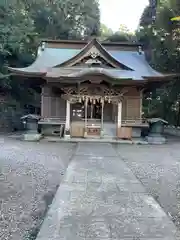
[[1, 136, 180, 240], [0, 137, 76, 240], [115, 142, 180, 238]]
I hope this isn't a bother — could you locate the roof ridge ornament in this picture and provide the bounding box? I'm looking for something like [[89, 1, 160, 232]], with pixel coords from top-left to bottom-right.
[[88, 46, 100, 59], [90, 52, 99, 59]]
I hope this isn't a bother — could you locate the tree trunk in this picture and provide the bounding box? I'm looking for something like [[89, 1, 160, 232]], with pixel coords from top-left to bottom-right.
[[176, 101, 180, 127]]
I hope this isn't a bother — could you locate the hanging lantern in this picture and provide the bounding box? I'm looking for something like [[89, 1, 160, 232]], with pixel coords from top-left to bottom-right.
[[108, 97, 111, 104], [79, 97, 82, 103], [93, 98, 96, 105]]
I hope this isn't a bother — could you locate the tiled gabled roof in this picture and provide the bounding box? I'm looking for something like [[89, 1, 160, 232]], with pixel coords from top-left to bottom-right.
[[8, 38, 167, 80]]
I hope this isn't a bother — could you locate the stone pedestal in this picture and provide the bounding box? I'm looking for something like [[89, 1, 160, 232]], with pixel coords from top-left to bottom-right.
[[64, 130, 71, 139], [23, 133, 42, 141], [100, 129, 104, 138], [146, 135, 166, 144], [64, 100, 71, 139]]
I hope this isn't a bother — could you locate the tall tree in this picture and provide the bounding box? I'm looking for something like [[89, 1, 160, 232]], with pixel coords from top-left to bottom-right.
[[138, 0, 180, 125], [100, 23, 113, 40], [102, 24, 137, 42], [24, 0, 100, 40]]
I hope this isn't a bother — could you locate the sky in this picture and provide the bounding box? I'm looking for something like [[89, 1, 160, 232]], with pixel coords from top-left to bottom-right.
[[99, 0, 149, 32]]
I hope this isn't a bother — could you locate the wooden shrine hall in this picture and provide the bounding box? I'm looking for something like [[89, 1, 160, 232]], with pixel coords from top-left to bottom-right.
[[8, 38, 175, 140]]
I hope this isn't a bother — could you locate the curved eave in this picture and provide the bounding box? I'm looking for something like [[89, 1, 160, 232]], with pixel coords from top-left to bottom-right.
[[143, 73, 178, 81], [7, 66, 47, 77], [44, 76, 144, 86], [44, 71, 178, 86], [44, 74, 145, 87], [45, 68, 143, 80]]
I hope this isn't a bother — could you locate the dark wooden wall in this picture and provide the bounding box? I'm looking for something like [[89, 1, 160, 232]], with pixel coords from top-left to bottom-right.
[[122, 87, 141, 120], [41, 85, 66, 119], [41, 85, 142, 121]]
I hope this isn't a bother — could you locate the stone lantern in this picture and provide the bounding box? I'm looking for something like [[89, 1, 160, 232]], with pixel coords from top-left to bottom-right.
[[21, 114, 41, 141], [146, 118, 168, 144]]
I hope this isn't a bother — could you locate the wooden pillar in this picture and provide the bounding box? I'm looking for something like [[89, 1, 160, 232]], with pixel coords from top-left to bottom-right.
[[84, 98, 88, 138], [90, 104, 93, 119], [64, 100, 71, 138], [101, 99, 104, 137], [117, 101, 122, 128], [112, 103, 116, 122]]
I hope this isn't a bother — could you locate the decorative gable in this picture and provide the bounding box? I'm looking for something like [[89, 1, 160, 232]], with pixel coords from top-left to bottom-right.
[[55, 38, 133, 70], [72, 45, 115, 68], [73, 47, 115, 68]]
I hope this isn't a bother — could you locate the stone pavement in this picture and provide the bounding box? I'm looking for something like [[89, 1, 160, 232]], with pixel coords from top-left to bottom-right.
[[36, 142, 177, 240]]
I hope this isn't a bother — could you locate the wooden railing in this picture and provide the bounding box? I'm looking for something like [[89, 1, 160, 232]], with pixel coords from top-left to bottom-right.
[[122, 118, 147, 124], [39, 117, 66, 124]]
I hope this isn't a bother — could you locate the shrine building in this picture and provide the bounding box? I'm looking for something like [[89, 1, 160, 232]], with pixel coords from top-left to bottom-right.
[[8, 38, 175, 139]]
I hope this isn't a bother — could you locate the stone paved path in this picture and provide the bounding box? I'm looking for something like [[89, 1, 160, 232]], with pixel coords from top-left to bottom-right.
[[36, 143, 177, 240]]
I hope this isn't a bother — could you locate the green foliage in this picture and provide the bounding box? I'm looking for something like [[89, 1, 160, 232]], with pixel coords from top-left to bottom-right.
[[0, 99, 25, 131], [24, 0, 100, 39], [101, 24, 137, 42], [139, 0, 180, 126], [0, 1, 37, 57], [100, 23, 113, 40], [0, 0, 100, 73]]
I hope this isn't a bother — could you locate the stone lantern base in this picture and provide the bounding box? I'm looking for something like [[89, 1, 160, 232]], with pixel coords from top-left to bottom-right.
[[23, 133, 42, 141], [146, 135, 166, 144]]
